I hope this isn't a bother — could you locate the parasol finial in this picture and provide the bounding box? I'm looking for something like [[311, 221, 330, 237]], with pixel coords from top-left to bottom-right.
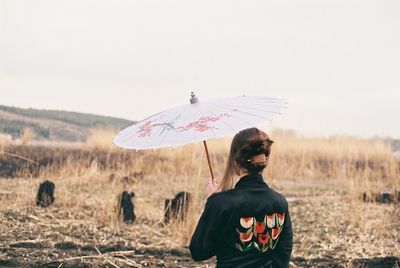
[[190, 92, 199, 104]]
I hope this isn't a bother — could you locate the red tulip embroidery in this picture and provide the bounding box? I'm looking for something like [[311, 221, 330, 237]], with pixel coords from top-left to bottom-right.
[[278, 213, 285, 227], [255, 221, 265, 233], [272, 227, 281, 240], [236, 212, 285, 253], [239, 232, 253, 242], [258, 233, 269, 245], [240, 217, 254, 228], [266, 213, 276, 228]]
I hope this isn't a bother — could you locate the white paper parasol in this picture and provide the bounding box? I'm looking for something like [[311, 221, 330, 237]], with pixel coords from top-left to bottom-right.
[[114, 92, 287, 180]]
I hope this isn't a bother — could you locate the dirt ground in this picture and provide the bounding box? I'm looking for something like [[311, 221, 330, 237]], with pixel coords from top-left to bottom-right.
[[0, 177, 399, 268]]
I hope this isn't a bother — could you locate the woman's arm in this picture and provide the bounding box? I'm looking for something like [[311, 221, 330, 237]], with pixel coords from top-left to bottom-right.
[[273, 199, 293, 267], [189, 196, 222, 261]]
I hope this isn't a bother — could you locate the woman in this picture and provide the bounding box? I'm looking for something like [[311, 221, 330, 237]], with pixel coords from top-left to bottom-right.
[[189, 128, 293, 268]]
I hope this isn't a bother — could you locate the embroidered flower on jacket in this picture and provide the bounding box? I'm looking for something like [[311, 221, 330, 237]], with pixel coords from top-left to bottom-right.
[[240, 217, 254, 228], [266, 213, 276, 228], [255, 221, 265, 233], [236, 212, 285, 253], [278, 213, 285, 226], [258, 233, 270, 245], [272, 227, 282, 240], [239, 232, 253, 242]]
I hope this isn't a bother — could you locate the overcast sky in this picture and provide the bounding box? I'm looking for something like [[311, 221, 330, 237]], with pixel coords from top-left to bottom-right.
[[1, 0, 399, 138]]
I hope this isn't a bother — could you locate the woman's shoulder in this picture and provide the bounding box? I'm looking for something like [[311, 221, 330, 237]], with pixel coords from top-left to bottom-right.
[[267, 187, 290, 206], [205, 188, 241, 209]]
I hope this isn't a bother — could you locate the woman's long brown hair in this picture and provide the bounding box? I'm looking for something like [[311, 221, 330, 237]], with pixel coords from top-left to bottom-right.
[[219, 128, 273, 191]]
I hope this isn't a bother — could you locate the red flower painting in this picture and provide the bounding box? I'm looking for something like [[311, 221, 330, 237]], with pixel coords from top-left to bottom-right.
[[177, 114, 230, 133], [137, 120, 154, 138]]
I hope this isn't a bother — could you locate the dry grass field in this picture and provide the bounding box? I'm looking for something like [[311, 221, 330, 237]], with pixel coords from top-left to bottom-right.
[[0, 129, 399, 267]]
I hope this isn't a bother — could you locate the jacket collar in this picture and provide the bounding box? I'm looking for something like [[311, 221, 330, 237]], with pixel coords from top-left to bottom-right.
[[234, 173, 269, 189]]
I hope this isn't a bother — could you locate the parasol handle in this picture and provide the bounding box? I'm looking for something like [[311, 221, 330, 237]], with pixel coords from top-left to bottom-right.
[[203, 140, 215, 181]]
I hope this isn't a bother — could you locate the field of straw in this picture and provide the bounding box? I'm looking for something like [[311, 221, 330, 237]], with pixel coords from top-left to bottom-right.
[[0, 129, 399, 267]]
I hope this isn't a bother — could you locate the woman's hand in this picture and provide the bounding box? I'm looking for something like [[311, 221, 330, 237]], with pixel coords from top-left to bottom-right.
[[207, 179, 221, 197]]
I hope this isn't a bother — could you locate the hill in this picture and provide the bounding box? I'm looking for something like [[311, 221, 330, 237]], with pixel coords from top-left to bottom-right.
[[0, 105, 134, 142]]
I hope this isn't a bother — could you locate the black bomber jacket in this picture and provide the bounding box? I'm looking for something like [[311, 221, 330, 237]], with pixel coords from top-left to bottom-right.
[[189, 174, 293, 268]]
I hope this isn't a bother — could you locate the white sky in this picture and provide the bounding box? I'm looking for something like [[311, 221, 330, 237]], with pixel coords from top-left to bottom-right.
[[0, 0, 399, 138]]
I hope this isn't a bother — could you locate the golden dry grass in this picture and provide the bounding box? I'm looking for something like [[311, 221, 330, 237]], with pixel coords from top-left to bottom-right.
[[85, 127, 119, 150], [267, 130, 399, 192], [0, 133, 12, 154], [21, 127, 32, 146]]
